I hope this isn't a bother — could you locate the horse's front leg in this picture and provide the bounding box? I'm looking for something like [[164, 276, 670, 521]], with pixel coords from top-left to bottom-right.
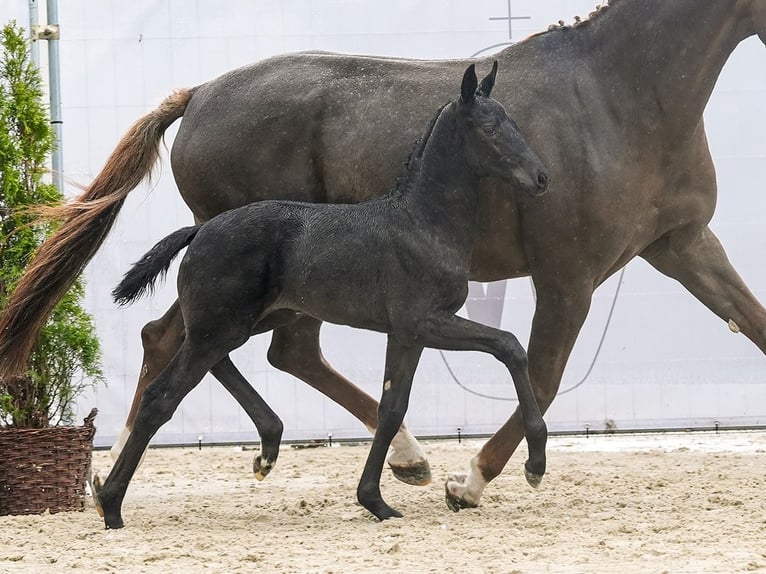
[[356, 338, 423, 520], [642, 224, 766, 352], [268, 315, 431, 486]]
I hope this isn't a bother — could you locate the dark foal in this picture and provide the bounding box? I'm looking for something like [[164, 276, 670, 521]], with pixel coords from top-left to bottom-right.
[[98, 63, 549, 528]]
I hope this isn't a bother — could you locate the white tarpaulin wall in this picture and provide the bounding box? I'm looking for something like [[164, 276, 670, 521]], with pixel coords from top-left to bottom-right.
[[1, 0, 764, 447]]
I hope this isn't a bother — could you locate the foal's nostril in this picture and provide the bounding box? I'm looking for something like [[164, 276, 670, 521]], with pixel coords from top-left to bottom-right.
[[537, 171, 549, 189]]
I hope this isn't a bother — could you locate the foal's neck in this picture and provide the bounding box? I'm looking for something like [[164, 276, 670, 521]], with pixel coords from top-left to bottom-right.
[[402, 105, 482, 253]]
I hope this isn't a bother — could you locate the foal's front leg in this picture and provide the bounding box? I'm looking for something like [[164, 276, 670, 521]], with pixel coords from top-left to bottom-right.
[[268, 315, 431, 485], [357, 337, 424, 520], [413, 314, 547, 510]]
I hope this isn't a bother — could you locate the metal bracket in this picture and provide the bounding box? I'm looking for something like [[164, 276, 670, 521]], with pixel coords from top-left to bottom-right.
[[30, 24, 60, 41]]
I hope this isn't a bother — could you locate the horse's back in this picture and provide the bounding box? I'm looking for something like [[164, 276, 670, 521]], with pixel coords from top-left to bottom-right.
[[170, 52, 473, 219]]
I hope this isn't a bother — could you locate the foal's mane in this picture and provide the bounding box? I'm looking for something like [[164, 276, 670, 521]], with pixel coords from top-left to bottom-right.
[[393, 100, 451, 195]]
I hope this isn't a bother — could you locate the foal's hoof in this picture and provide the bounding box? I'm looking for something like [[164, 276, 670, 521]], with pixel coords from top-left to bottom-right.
[[103, 514, 125, 530], [444, 473, 479, 512], [524, 465, 544, 489], [389, 459, 432, 486], [97, 495, 125, 529], [365, 501, 403, 521], [253, 455, 275, 481]]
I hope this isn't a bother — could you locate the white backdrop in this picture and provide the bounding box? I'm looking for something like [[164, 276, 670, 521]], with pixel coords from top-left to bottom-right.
[[1, 0, 764, 447]]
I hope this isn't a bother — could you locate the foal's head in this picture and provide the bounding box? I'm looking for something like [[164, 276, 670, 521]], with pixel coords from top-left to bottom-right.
[[456, 61, 549, 196]]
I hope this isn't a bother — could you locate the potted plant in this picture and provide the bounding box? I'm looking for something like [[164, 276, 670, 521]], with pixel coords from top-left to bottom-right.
[[0, 21, 103, 515]]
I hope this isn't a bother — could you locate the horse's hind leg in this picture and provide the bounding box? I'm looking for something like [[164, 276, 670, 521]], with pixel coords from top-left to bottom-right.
[[209, 356, 283, 480], [110, 300, 184, 462], [642, 225, 766, 352], [267, 314, 431, 486], [97, 341, 222, 529]]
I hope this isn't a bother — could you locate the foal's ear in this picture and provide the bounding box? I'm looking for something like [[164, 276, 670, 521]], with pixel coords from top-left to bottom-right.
[[477, 60, 498, 98], [460, 64, 478, 104]]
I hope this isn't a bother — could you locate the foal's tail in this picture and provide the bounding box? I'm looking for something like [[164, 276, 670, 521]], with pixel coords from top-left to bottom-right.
[[0, 88, 195, 379], [112, 225, 201, 306]]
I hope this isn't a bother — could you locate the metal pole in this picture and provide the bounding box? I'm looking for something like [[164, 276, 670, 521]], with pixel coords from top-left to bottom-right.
[[45, 0, 63, 192], [28, 0, 40, 66]]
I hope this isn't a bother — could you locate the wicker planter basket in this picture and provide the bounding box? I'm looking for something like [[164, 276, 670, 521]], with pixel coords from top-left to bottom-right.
[[0, 408, 97, 516]]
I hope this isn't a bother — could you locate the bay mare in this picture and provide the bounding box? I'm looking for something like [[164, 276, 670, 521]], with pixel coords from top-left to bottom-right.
[[95, 64, 549, 528], [1, 0, 765, 511]]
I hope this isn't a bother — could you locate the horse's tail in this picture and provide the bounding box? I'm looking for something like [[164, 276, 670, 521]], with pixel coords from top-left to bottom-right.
[[0, 88, 195, 379], [112, 225, 201, 307]]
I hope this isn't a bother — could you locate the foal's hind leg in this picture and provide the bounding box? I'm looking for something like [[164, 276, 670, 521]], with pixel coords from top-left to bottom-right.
[[119, 306, 430, 485], [267, 315, 431, 485], [98, 341, 225, 529], [210, 356, 283, 480]]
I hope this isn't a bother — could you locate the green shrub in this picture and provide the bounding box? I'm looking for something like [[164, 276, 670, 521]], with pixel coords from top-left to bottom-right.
[[0, 20, 103, 427]]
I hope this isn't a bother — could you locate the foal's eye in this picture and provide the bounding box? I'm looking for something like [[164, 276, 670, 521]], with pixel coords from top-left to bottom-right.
[[483, 125, 496, 136]]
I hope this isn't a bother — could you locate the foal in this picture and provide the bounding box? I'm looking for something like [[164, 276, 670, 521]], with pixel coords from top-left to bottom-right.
[[100, 62, 549, 527]]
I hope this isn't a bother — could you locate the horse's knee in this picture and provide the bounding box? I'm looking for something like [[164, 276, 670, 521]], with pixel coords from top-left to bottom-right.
[[141, 321, 163, 349], [140, 318, 166, 351], [140, 303, 185, 355], [377, 401, 409, 436], [266, 342, 291, 372]]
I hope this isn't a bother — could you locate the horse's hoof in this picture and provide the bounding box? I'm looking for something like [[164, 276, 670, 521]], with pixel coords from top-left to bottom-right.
[[253, 455, 275, 481], [444, 487, 478, 512], [389, 459, 432, 486], [92, 473, 105, 518], [444, 473, 479, 512], [524, 465, 544, 489]]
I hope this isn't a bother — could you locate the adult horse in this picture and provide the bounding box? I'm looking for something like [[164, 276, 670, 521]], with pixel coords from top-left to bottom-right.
[[1, 0, 765, 510]]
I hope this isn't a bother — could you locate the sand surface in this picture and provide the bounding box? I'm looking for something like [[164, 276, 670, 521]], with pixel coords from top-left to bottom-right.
[[1, 431, 765, 573]]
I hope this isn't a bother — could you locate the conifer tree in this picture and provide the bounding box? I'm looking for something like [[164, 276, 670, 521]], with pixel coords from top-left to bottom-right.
[[0, 21, 102, 427]]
